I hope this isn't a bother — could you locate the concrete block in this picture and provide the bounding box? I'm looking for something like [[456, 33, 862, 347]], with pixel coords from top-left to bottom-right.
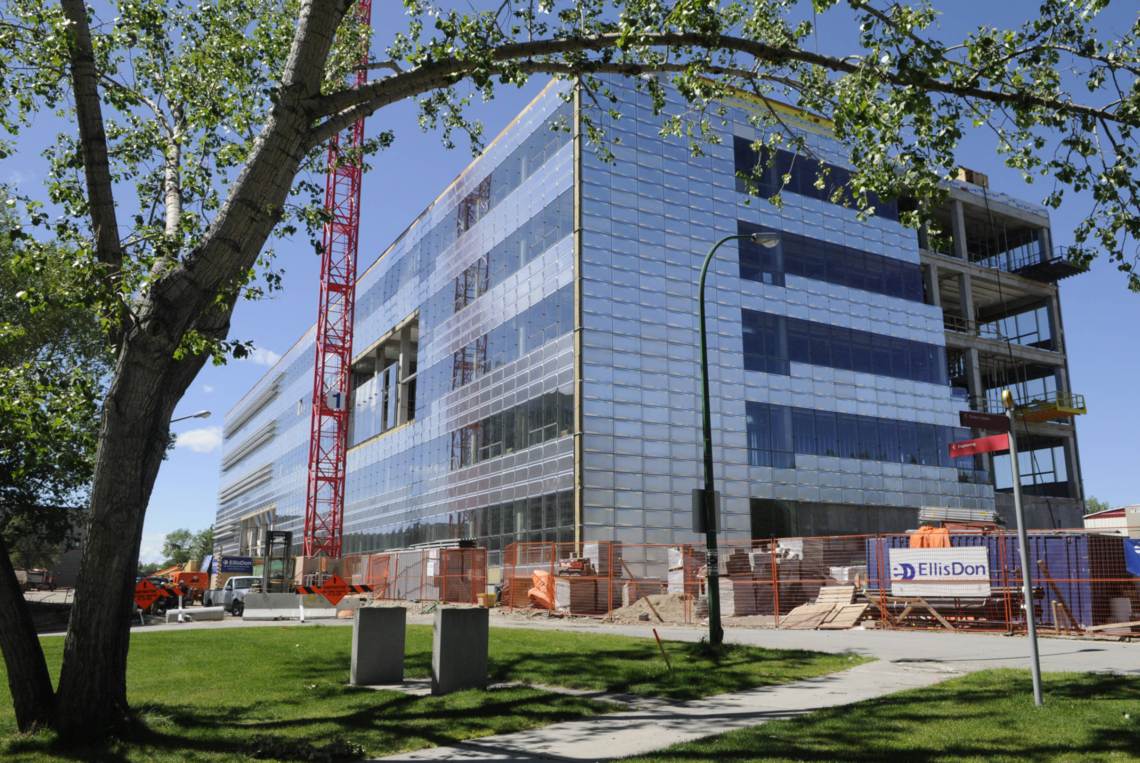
[[166, 606, 224, 622], [241, 593, 347, 620], [431, 607, 488, 695], [351, 607, 406, 686]]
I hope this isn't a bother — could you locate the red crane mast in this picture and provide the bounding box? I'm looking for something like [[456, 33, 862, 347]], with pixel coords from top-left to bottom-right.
[[303, 0, 373, 558]]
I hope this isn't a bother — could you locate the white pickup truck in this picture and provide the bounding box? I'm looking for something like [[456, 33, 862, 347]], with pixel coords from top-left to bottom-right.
[[202, 576, 261, 617]]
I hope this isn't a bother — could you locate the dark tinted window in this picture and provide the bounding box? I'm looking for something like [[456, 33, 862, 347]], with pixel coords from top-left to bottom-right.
[[733, 138, 899, 220], [746, 402, 982, 473]]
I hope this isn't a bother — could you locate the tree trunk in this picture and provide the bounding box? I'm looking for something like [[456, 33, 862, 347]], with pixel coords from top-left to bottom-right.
[[0, 534, 55, 732], [46, 0, 351, 735], [52, 337, 210, 734]]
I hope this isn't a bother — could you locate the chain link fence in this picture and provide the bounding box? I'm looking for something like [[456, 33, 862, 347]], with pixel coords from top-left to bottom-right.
[[503, 527, 1139, 635]]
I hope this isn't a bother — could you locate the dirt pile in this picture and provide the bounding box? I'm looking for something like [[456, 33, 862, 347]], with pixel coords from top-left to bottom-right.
[[608, 593, 690, 624]]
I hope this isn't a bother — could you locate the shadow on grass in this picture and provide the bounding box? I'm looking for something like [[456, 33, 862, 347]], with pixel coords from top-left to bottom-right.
[[4, 687, 610, 763], [478, 637, 865, 701], [627, 670, 1140, 763]]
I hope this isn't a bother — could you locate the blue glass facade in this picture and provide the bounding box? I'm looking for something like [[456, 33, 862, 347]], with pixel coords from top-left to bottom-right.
[[216, 76, 1002, 564]]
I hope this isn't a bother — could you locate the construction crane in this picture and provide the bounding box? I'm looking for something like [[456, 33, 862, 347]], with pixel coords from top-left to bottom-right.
[[303, 0, 373, 558]]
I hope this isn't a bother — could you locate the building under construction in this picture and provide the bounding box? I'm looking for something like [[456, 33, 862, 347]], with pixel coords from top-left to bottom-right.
[[213, 76, 1087, 572]]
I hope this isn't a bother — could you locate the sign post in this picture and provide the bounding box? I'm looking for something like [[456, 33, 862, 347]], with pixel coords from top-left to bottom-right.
[[1003, 389, 1044, 707]]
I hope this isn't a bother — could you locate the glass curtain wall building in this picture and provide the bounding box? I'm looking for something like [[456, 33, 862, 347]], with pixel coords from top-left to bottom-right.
[[216, 75, 1043, 566]]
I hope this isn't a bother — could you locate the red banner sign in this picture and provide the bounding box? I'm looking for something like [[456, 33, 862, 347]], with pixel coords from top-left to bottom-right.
[[959, 410, 1011, 432], [949, 433, 1010, 457]]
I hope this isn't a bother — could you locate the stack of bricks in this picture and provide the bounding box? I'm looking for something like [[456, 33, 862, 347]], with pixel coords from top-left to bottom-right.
[[719, 549, 759, 617]]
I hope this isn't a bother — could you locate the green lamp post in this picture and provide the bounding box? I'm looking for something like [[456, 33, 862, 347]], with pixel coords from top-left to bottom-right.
[[697, 230, 781, 645]]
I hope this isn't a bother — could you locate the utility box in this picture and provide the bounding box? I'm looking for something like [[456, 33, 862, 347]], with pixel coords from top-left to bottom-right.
[[351, 607, 405, 686], [431, 607, 488, 695], [691, 489, 721, 533]]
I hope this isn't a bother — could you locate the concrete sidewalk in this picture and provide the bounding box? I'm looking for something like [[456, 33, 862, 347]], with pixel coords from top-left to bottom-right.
[[364, 618, 1138, 761], [373, 658, 962, 761]]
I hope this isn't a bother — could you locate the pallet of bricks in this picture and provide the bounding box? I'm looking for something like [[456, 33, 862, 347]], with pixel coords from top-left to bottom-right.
[[689, 546, 775, 619], [552, 542, 617, 615]]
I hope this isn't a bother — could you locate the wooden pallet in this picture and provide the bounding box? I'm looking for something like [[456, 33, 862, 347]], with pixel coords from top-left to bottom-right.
[[820, 603, 869, 629], [815, 585, 856, 607], [781, 587, 864, 630], [780, 603, 834, 629]]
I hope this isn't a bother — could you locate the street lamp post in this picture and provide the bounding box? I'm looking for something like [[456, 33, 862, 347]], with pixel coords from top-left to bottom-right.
[[1002, 389, 1044, 706], [171, 410, 212, 424], [698, 231, 780, 646]]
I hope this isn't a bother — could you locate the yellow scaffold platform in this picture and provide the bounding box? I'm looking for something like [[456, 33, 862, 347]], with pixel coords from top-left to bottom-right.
[[1014, 390, 1087, 422]]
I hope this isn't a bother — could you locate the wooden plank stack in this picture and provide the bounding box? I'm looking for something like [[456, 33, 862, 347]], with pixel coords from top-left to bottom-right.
[[780, 585, 869, 630]]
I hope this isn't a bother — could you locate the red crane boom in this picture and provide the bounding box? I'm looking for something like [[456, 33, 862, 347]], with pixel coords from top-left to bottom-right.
[[303, 0, 373, 558]]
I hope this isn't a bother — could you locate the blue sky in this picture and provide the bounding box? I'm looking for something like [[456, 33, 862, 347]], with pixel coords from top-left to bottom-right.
[[3, 2, 1137, 562]]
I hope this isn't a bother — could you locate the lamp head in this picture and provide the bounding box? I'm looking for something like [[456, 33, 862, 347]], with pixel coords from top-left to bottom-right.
[[193, 410, 212, 419], [750, 232, 781, 249], [1001, 390, 1014, 410]]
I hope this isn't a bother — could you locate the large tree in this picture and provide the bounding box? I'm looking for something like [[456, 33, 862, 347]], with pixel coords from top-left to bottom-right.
[[0, 0, 1138, 736], [0, 191, 107, 733]]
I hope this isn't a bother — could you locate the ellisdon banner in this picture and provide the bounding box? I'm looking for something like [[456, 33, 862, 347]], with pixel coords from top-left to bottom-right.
[[217, 557, 254, 574], [888, 547, 992, 598]]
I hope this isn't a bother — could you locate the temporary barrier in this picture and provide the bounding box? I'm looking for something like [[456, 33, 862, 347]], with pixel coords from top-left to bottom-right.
[[502, 525, 1139, 636], [344, 548, 487, 606]]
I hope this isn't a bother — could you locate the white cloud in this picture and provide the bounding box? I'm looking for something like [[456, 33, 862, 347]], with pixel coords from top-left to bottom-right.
[[5, 170, 31, 188], [177, 426, 223, 453], [138, 533, 166, 564], [248, 347, 281, 367], [202, 385, 214, 393]]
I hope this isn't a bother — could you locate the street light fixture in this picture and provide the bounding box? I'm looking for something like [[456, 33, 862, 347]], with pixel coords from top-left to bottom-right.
[[170, 410, 212, 424], [698, 231, 780, 646]]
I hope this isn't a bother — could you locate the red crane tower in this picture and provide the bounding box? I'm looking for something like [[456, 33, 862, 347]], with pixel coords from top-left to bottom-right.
[[303, 0, 373, 558]]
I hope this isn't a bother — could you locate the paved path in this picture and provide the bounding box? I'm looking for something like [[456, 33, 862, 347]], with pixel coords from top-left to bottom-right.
[[361, 617, 1138, 761], [373, 659, 962, 761]]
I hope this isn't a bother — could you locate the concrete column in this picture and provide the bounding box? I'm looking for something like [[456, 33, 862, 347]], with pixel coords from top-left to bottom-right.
[[1053, 363, 1070, 396], [351, 607, 406, 685], [396, 326, 412, 425], [1062, 434, 1083, 502], [431, 606, 488, 695], [923, 262, 942, 309], [1045, 292, 1064, 354], [918, 222, 930, 252], [951, 200, 969, 260], [1039, 226, 1052, 260], [378, 366, 389, 432], [957, 273, 975, 325], [963, 347, 992, 475]]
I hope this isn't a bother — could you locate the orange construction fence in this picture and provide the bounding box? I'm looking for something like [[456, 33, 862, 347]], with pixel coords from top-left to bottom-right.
[[344, 547, 487, 605], [503, 526, 1140, 636]]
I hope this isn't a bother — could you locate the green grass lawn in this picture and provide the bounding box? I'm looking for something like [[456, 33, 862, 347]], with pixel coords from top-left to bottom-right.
[[1, 623, 864, 761], [623, 669, 1140, 763]]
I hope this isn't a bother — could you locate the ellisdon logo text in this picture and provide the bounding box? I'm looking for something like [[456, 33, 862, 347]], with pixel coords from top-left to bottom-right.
[[892, 561, 988, 580]]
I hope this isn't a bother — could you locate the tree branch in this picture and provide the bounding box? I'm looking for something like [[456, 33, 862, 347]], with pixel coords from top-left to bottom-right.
[[60, 0, 124, 277], [307, 58, 767, 150], [308, 31, 1135, 147]]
